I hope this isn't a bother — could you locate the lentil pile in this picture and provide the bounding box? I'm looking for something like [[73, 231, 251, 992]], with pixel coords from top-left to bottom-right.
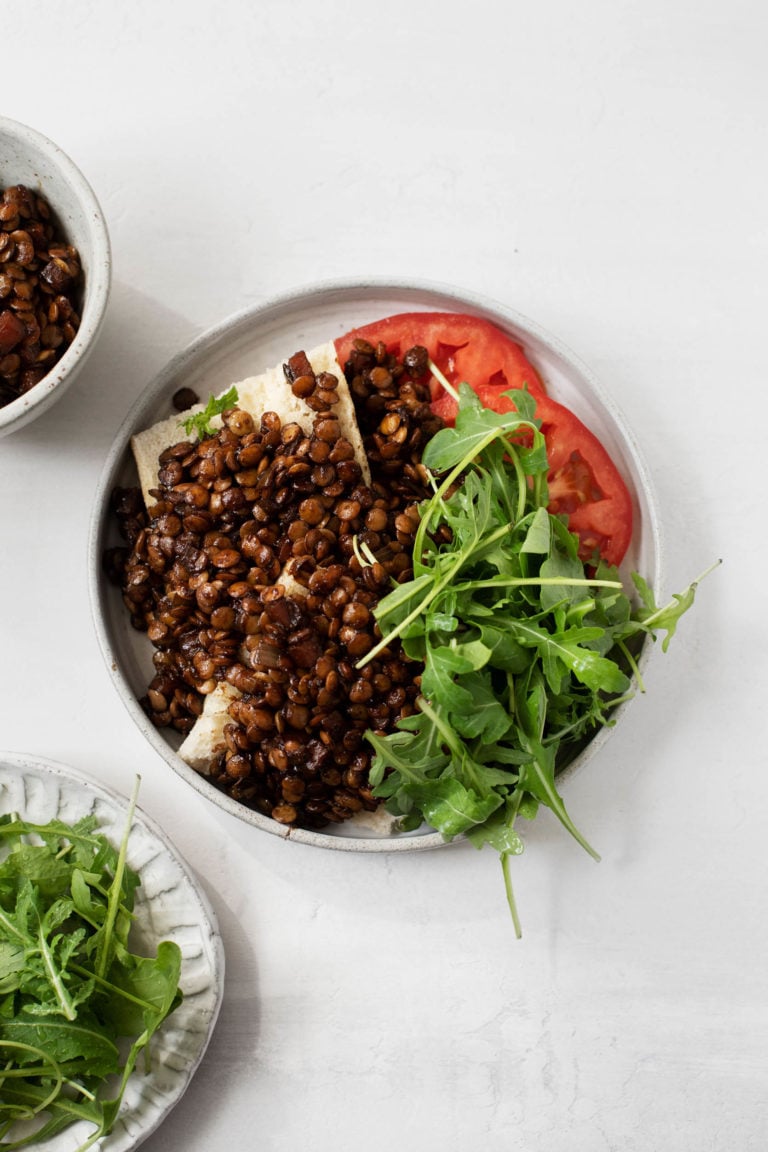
[[107, 340, 444, 829], [0, 184, 82, 408]]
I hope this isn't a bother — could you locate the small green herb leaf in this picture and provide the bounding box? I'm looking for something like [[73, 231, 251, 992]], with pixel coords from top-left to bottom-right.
[[180, 385, 239, 440]]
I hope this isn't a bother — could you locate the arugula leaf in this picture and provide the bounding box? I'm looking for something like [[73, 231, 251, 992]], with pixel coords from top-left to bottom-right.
[[408, 778, 503, 840], [623, 562, 720, 651], [180, 385, 239, 440], [516, 732, 600, 861], [466, 797, 526, 855], [520, 506, 551, 555], [1, 1014, 120, 1078], [421, 387, 534, 472], [449, 672, 513, 744], [363, 381, 714, 932]]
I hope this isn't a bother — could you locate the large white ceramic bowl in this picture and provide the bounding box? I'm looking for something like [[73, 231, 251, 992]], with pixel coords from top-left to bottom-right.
[[89, 279, 663, 852], [0, 116, 111, 437]]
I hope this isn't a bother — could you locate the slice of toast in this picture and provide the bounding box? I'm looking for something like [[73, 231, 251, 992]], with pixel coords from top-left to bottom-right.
[[131, 340, 369, 507], [178, 683, 240, 772]]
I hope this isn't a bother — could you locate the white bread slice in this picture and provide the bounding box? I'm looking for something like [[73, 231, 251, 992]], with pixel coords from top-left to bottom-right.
[[131, 340, 369, 507], [178, 683, 240, 774]]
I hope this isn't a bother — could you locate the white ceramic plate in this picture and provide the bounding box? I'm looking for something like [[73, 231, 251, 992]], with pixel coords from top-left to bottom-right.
[[0, 752, 224, 1151], [89, 278, 663, 852]]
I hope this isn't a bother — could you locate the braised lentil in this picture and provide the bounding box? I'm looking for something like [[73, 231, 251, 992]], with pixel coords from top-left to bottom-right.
[[107, 345, 443, 829], [0, 184, 82, 407], [172, 386, 200, 411]]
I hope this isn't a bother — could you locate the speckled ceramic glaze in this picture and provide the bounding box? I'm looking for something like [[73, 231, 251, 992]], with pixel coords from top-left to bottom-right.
[[0, 117, 111, 437], [88, 278, 664, 853], [0, 753, 224, 1151]]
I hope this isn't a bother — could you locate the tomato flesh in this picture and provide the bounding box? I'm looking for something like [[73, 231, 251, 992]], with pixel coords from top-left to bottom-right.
[[535, 393, 633, 567]]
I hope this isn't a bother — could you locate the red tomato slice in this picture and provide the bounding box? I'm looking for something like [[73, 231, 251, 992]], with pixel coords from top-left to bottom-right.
[[334, 311, 547, 403], [536, 394, 633, 567]]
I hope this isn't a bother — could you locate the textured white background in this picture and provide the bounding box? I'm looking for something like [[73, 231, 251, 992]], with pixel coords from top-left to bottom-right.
[[1, 2, 765, 1150]]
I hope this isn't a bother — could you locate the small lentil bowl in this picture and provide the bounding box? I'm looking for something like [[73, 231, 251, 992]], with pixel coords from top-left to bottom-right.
[[0, 116, 111, 438], [89, 279, 663, 853]]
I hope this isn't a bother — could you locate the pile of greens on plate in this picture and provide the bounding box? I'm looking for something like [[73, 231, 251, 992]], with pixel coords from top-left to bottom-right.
[[0, 781, 182, 1150], [360, 381, 716, 933]]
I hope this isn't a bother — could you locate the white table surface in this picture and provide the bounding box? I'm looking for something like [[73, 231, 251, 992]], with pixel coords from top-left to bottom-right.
[[2, 3, 765, 1150]]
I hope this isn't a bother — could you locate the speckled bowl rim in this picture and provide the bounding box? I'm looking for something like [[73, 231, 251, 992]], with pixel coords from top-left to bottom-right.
[[0, 116, 111, 436], [88, 276, 664, 854]]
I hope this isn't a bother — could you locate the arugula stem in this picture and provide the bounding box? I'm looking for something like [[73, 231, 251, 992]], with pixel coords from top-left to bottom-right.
[[634, 559, 722, 633], [473, 520, 518, 550], [416, 696, 464, 760], [617, 639, 645, 693], [0, 821, 102, 846], [75, 1121, 109, 1152], [602, 691, 637, 711], [66, 1080, 97, 1102], [96, 775, 140, 980], [358, 555, 467, 668], [0, 1044, 63, 1116], [452, 575, 624, 593], [37, 925, 77, 1021], [68, 962, 158, 1012], [505, 440, 529, 524], [501, 853, 522, 939], [411, 461, 470, 575]]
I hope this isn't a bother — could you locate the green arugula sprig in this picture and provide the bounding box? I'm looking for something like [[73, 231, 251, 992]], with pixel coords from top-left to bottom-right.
[[180, 385, 239, 440], [0, 779, 183, 1150], [362, 382, 715, 934]]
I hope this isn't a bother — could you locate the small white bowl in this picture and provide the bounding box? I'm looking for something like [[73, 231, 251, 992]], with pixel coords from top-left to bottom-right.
[[0, 116, 111, 438]]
